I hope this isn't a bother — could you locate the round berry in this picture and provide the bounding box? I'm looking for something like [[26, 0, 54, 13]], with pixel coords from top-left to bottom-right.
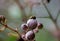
[[27, 19, 37, 30], [29, 16, 36, 19], [21, 23, 28, 32], [25, 30, 35, 40], [37, 23, 43, 29]]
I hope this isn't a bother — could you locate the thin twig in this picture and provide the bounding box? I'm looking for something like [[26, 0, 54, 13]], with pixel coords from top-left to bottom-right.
[[36, 16, 50, 18], [28, 5, 33, 17], [1, 23, 20, 37], [42, 2, 59, 29], [55, 10, 60, 22], [42, 3, 54, 20], [42, 1, 60, 41], [15, 0, 27, 22]]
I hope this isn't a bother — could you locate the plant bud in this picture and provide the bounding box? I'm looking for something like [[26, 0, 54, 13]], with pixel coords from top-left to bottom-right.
[[37, 23, 43, 29], [21, 23, 28, 32], [29, 16, 36, 19]]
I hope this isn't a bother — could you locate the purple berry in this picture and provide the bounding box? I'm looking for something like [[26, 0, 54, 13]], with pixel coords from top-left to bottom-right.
[[37, 23, 43, 29], [21, 23, 28, 32], [25, 30, 35, 40], [27, 19, 37, 30]]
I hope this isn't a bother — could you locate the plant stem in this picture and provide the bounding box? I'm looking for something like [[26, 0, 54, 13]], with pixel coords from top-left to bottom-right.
[[1, 23, 20, 37], [42, 2, 59, 29], [42, 1, 60, 41], [55, 10, 60, 22], [15, 0, 27, 22]]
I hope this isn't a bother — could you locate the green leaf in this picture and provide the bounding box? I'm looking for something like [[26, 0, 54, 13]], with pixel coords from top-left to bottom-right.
[[6, 36, 17, 41], [35, 29, 57, 41]]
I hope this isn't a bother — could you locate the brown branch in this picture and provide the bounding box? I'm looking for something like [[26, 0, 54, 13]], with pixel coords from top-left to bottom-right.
[[1, 23, 20, 37]]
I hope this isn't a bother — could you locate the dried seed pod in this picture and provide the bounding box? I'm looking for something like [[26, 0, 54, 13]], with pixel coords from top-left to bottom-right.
[[21, 23, 28, 32], [27, 19, 37, 30], [29, 16, 36, 19], [25, 30, 35, 40], [37, 23, 43, 29], [0, 15, 6, 23]]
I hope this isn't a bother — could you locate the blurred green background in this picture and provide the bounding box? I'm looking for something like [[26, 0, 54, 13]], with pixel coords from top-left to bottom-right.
[[0, 0, 60, 41]]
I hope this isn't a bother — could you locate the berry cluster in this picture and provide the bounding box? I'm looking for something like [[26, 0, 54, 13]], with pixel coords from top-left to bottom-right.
[[0, 15, 43, 41], [20, 16, 43, 41]]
